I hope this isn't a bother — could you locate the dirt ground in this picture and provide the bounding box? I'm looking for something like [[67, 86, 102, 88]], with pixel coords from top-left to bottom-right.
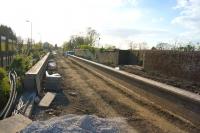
[[120, 65, 200, 94], [32, 56, 200, 133]]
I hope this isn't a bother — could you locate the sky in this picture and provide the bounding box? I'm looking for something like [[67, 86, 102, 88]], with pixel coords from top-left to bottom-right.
[[0, 0, 200, 49]]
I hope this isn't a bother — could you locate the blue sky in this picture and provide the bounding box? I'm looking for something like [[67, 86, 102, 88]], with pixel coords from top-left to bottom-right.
[[0, 0, 199, 49]]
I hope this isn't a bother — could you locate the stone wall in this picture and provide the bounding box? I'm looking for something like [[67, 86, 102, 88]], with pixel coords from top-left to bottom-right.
[[74, 49, 146, 66], [96, 50, 119, 66], [74, 49, 119, 66], [144, 51, 200, 82], [75, 49, 200, 82], [74, 49, 95, 60]]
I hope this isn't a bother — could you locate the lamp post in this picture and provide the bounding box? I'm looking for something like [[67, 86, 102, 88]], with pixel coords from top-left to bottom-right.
[[26, 20, 32, 48]]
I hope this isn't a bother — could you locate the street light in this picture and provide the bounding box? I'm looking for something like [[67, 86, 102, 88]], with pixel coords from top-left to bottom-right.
[[26, 20, 32, 47]]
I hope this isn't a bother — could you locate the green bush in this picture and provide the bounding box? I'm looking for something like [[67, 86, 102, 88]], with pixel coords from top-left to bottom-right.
[[79, 45, 95, 54], [31, 51, 40, 61], [0, 67, 7, 80], [0, 68, 10, 109], [0, 77, 10, 95], [29, 49, 46, 64], [10, 55, 32, 77], [100, 47, 106, 53]]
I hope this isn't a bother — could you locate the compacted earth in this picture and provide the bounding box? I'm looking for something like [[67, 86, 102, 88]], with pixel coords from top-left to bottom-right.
[[31, 55, 200, 133]]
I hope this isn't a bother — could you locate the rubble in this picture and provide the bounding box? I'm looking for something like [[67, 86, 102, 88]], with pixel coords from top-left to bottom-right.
[[21, 114, 133, 133]]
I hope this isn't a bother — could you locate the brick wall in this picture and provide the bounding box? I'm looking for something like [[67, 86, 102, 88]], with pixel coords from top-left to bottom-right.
[[144, 51, 200, 82]]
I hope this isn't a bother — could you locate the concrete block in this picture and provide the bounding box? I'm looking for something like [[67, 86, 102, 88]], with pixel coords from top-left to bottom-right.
[[39, 92, 56, 107]]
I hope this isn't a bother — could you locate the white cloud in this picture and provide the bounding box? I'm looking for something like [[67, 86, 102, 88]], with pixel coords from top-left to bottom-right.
[[173, 0, 188, 9], [151, 17, 164, 23], [172, 0, 200, 41]]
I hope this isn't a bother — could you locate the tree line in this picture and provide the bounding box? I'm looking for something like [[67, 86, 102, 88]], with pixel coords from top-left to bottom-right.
[[154, 41, 200, 52], [128, 40, 200, 52], [63, 27, 100, 51]]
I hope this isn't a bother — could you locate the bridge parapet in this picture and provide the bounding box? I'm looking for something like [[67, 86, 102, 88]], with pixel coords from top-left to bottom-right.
[[24, 52, 50, 94]]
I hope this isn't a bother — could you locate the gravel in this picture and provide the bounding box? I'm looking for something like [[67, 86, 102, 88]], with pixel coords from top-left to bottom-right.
[[21, 114, 133, 133]]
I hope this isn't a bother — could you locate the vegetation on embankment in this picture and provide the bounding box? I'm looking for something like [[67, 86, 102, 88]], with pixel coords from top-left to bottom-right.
[[0, 24, 53, 111], [0, 52, 42, 109], [0, 68, 10, 110], [29, 42, 48, 64], [10, 55, 32, 77], [9, 43, 48, 88], [10, 42, 48, 77], [0, 50, 47, 110]]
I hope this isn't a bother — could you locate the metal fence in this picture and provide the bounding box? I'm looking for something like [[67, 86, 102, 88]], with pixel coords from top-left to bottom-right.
[[0, 36, 16, 67]]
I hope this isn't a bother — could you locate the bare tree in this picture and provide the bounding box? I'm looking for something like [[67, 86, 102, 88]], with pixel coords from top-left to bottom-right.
[[85, 27, 100, 46], [170, 39, 182, 51], [129, 41, 138, 50], [156, 42, 171, 50], [138, 42, 147, 50]]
